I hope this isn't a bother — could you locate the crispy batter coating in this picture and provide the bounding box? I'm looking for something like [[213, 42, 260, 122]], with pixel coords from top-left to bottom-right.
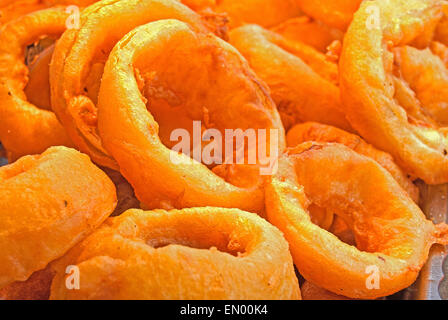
[[24, 44, 54, 111], [0, 8, 73, 161], [230, 24, 352, 132], [50, 0, 228, 169], [0, 266, 54, 300], [50, 208, 301, 300], [340, 0, 448, 184], [265, 142, 448, 299], [394, 46, 448, 126], [301, 281, 351, 300], [0, 146, 117, 288], [295, 0, 362, 31], [214, 0, 301, 28]]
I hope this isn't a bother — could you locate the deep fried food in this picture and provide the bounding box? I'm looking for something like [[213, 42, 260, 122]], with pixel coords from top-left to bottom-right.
[[0, 146, 117, 288], [229, 24, 352, 132], [340, 0, 448, 184], [214, 0, 301, 28], [287, 122, 419, 202], [295, 0, 362, 31], [50, 208, 301, 300], [0, 0, 98, 26], [0, 8, 73, 162], [50, 0, 228, 169], [272, 16, 344, 53], [0, 1, 47, 26], [24, 44, 54, 111], [102, 168, 141, 217], [265, 142, 448, 299], [435, 5, 448, 45], [97, 19, 284, 212]]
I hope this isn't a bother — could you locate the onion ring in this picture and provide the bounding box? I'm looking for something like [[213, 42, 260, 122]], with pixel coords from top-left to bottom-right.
[[97, 19, 284, 212], [340, 0, 448, 184], [24, 44, 55, 111], [229, 24, 352, 132], [0, 266, 54, 300], [295, 0, 362, 31], [265, 142, 448, 299], [286, 122, 419, 202], [394, 45, 448, 126], [50, 0, 228, 169], [214, 0, 301, 29], [50, 208, 301, 300], [0, 8, 73, 162], [0, 146, 117, 288]]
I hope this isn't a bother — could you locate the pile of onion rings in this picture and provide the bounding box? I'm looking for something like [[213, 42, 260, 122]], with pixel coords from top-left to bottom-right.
[[0, 0, 448, 301]]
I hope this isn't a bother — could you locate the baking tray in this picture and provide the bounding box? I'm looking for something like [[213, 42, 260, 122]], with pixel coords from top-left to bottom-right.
[[0, 143, 446, 300]]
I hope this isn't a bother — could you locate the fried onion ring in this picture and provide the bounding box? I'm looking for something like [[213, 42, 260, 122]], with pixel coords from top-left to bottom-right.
[[287, 122, 419, 202], [394, 45, 448, 126], [230, 24, 352, 132], [214, 0, 301, 29], [271, 16, 344, 53], [0, 146, 117, 288], [97, 19, 284, 212], [0, 8, 74, 162], [340, 0, 448, 184], [301, 281, 351, 300], [265, 142, 448, 299], [50, 0, 228, 169], [50, 208, 301, 300]]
